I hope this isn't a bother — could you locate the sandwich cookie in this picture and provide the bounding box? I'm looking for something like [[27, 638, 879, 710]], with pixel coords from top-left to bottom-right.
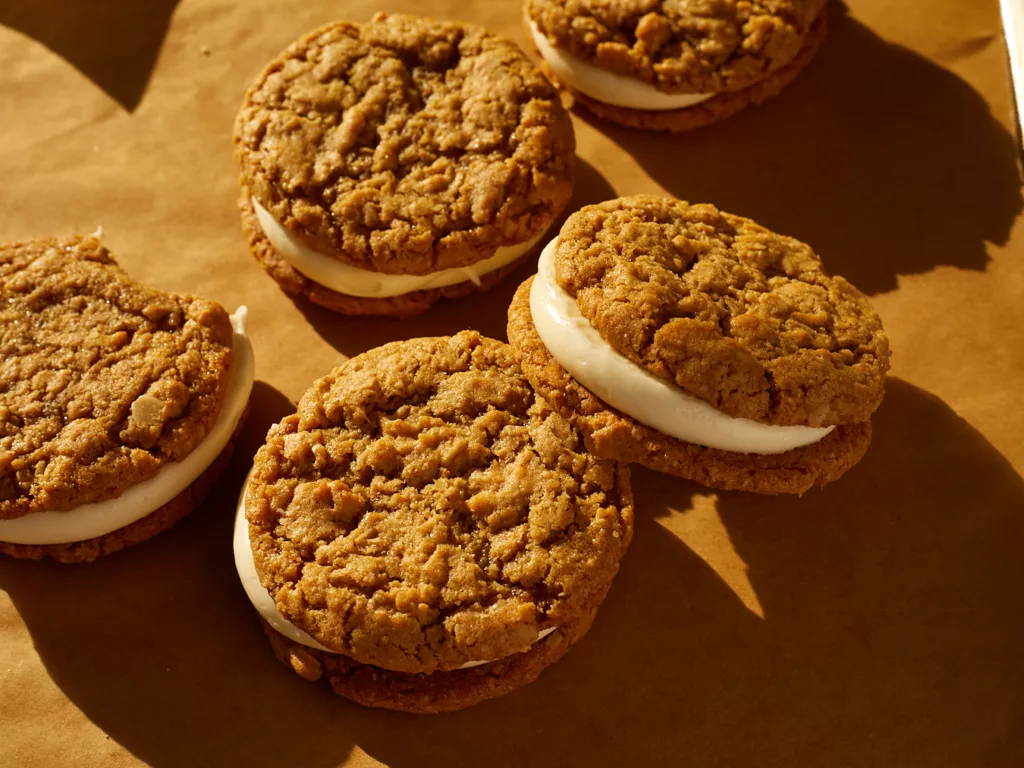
[[0, 237, 254, 563], [526, 0, 828, 132], [507, 196, 890, 494], [234, 331, 632, 713], [234, 13, 576, 317]]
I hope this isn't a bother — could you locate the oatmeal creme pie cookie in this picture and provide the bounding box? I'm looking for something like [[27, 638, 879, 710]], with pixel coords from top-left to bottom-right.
[[234, 331, 632, 712], [234, 13, 576, 316], [507, 196, 890, 494], [526, 0, 828, 132], [0, 236, 254, 562]]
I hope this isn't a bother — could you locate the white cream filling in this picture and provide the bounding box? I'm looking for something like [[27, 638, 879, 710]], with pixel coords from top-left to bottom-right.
[[529, 21, 714, 111], [530, 241, 834, 454], [233, 483, 335, 652], [233, 481, 556, 668], [253, 199, 546, 299], [0, 308, 255, 545]]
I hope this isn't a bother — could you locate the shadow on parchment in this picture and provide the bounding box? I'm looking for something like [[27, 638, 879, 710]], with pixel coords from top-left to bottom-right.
[[0, 381, 318, 767], [344, 380, 1024, 767], [578, 4, 1023, 295], [0, 0, 180, 111], [3, 379, 1022, 767], [293, 157, 616, 358]]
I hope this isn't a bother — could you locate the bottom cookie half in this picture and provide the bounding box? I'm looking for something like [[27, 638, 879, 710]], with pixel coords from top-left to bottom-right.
[[0, 406, 249, 564], [261, 584, 608, 714], [507, 278, 871, 495], [239, 187, 534, 318], [539, 8, 827, 133]]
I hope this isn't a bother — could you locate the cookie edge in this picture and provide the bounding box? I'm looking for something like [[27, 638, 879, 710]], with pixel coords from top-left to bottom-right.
[[258, 565, 614, 714], [239, 186, 538, 317], [0, 404, 250, 563]]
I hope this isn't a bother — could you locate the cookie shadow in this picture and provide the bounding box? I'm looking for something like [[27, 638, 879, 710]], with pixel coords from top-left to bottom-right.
[[293, 156, 615, 357], [711, 378, 1024, 765], [0, 0, 180, 111], [0, 382, 364, 768], [580, 3, 1022, 295], [239, 380, 295, 461], [343, 379, 1024, 767], [4, 378, 1020, 766]]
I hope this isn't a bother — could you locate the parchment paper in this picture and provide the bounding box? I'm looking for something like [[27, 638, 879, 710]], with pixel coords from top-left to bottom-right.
[[1, 0, 1022, 765]]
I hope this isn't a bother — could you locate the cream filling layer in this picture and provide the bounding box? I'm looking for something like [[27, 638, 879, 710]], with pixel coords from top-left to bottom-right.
[[0, 308, 255, 545], [253, 200, 546, 299], [529, 241, 834, 454], [529, 21, 714, 111], [233, 482, 556, 668]]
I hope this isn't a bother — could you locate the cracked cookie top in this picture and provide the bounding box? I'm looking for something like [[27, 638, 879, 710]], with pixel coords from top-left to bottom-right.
[[0, 237, 234, 520], [552, 196, 890, 427], [527, 0, 827, 93], [246, 331, 632, 674], [234, 13, 575, 275]]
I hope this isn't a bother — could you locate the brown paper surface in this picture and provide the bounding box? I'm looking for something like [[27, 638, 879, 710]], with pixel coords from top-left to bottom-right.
[[1, 0, 1022, 765]]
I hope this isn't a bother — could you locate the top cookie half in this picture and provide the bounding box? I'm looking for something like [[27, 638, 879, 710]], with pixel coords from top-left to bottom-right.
[[527, 0, 827, 93], [245, 331, 632, 674], [234, 13, 576, 275], [552, 196, 890, 427], [0, 237, 234, 520]]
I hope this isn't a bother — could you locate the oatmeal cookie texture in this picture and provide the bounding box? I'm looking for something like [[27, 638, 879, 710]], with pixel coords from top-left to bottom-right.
[[527, 0, 827, 93], [234, 12, 575, 275], [246, 331, 633, 675], [0, 237, 234, 520], [553, 196, 890, 427]]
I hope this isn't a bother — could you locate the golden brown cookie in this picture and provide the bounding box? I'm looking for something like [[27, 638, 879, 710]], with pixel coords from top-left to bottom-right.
[[234, 13, 575, 316], [554, 196, 888, 426], [506, 196, 889, 494], [239, 331, 632, 711], [0, 236, 252, 560], [527, 1, 827, 132]]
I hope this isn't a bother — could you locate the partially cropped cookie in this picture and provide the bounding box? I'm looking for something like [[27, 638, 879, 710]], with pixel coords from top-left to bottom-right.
[[234, 13, 576, 317], [0, 237, 254, 562], [507, 196, 890, 494], [526, 0, 827, 132], [234, 331, 633, 713]]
